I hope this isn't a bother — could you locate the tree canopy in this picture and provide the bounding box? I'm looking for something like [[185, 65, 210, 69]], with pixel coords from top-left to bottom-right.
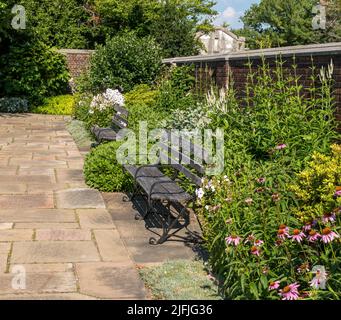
[[236, 0, 341, 49], [16, 0, 216, 57]]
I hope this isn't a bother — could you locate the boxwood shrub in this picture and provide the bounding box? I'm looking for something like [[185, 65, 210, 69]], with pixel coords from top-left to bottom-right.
[[84, 141, 133, 192]]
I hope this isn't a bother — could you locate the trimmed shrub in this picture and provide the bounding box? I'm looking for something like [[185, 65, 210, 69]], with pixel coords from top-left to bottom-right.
[[32, 95, 75, 115], [84, 141, 133, 192], [81, 32, 163, 93], [0, 97, 29, 113], [0, 41, 69, 106]]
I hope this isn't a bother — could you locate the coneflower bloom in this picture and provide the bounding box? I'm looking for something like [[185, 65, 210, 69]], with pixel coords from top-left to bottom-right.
[[321, 228, 339, 244], [244, 234, 255, 244], [250, 246, 260, 256], [275, 239, 283, 246], [297, 263, 310, 274], [257, 177, 266, 184], [254, 239, 264, 247], [277, 228, 289, 240], [225, 235, 241, 246], [290, 229, 306, 243], [303, 223, 312, 232], [279, 224, 289, 233], [279, 283, 300, 300], [272, 193, 281, 202], [307, 230, 321, 243], [268, 281, 280, 291], [322, 213, 336, 224]]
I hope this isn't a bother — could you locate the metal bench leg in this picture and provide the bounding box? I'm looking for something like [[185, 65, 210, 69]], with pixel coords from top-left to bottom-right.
[[149, 203, 189, 245]]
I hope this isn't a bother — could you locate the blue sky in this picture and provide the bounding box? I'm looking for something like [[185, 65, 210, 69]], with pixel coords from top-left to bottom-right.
[[213, 0, 260, 29]]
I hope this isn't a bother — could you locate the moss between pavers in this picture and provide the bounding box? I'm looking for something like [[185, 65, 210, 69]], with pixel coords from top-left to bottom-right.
[[66, 120, 94, 150], [138, 259, 222, 300]]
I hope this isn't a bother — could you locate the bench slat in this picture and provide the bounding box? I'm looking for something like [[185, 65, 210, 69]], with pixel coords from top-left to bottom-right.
[[114, 105, 129, 117]]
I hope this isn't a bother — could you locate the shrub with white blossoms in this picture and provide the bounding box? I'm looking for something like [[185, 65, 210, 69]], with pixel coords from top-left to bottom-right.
[[87, 88, 125, 128], [89, 89, 125, 114]]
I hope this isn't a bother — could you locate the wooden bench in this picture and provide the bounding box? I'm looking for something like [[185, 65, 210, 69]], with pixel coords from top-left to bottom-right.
[[91, 104, 129, 148], [124, 131, 209, 245]]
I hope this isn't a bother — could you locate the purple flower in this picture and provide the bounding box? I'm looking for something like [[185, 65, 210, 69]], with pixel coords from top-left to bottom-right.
[[269, 281, 280, 291]]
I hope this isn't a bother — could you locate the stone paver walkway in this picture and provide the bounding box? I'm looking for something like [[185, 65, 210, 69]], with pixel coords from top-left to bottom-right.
[[0, 114, 146, 300]]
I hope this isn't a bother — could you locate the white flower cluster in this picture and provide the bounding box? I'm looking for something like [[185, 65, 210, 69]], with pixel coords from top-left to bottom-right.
[[89, 89, 125, 114], [103, 89, 125, 107]]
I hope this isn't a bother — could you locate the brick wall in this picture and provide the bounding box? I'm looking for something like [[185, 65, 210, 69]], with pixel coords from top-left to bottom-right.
[[164, 42, 341, 130], [58, 49, 94, 79]]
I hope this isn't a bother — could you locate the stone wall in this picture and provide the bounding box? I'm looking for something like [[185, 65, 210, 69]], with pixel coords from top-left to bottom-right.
[[58, 49, 94, 79], [164, 42, 341, 130]]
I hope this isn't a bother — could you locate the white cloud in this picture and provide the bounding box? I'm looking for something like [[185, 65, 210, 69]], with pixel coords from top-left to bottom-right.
[[222, 6, 237, 19]]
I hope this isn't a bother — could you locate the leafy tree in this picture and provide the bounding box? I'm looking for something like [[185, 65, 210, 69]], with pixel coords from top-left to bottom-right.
[[8, 0, 216, 56], [20, 0, 92, 48], [237, 0, 341, 49]]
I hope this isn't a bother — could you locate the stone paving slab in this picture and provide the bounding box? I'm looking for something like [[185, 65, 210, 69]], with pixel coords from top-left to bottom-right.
[[0, 194, 54, 209], [36, 229, 91, 241], [0, 209, 76, 223], [9, 263, 74, 273], [12, 241, 101, 263], [76, 262, 146, 299], [0, 272, 77, 295], [55, 189, 106, 209], [93, 230, 132, 263], [14, 223, 79, 229], [0, 229, 33, 241], [77, 209, 116, 229]]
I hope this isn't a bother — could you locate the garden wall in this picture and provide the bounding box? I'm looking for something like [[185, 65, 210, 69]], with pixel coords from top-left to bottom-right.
[[163, 42, 341, 130], [58, 49, 94, 79]]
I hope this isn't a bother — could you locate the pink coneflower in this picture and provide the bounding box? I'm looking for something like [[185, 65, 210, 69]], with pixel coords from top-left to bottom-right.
[[297, 263, 310, 274], [279, 283, 300, 300], [290, 229, 306, 243], [245, 234, 255, 244], [303, 222, 312, 232], [245, 198, 253, 205], [321, 228, 339, 244], [322, 213, 336, 224], [268, 281, 280, 291], [225, 235, 241, 246], [277, 228, 289, 240], [275, 239, 283, 246], [257, 177, 266, 184], [254, 239, 264, 247], [279, 224, 289, 233], [250, 246, 260, 256], [307, 230, 321, 243], [275, 144, 287, 150]]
